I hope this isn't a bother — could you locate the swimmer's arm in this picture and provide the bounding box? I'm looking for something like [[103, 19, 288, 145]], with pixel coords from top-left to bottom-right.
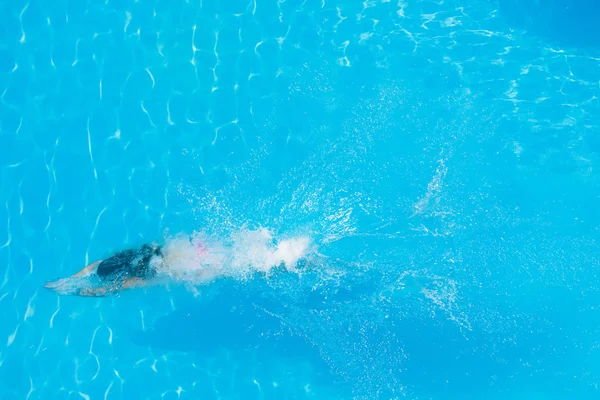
[[73, 260, 102, 277], [121, 277, 150, 290], [44, 260, 102, 294], [76, 278, 150, 297], [76, 287, 110, 297]]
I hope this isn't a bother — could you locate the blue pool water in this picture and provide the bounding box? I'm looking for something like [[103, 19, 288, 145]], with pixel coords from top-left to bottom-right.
[[1, 0, 600, 398]]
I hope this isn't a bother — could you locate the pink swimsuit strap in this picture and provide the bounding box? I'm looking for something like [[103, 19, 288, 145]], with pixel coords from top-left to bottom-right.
[[196, 242, 207, 256]]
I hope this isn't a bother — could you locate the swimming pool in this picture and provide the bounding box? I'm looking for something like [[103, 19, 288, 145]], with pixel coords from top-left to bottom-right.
[[1, 0, 600, 398]]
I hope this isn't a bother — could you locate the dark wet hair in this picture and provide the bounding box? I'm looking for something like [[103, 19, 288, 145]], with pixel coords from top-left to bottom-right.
[[97, 244, 162, 280]]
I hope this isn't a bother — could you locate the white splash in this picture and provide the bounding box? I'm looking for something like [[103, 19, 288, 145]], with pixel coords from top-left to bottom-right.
[[158, 228, 312, 285]]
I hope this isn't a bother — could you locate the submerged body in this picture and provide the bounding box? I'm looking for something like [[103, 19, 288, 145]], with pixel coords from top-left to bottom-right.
[[45, 231, 312, 297], [45, 241, 216, 297]]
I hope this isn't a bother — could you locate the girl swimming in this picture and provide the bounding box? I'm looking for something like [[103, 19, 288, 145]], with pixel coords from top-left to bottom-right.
[[44, 241, 219, 297], [45, 231, 311, 297]]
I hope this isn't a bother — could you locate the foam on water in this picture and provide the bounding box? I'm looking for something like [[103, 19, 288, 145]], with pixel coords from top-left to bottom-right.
[[159, 228, 313, 285]]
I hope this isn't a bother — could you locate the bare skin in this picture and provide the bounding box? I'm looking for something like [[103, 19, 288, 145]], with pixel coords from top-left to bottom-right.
[[45, 260, 152, 297], [76, 276, 149, 297], [72, 260, 102, 277], [45, 244, 221, 297]]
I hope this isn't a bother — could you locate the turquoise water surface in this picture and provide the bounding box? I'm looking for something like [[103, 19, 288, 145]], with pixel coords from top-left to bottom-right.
[[1, 0, 600, 399]]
